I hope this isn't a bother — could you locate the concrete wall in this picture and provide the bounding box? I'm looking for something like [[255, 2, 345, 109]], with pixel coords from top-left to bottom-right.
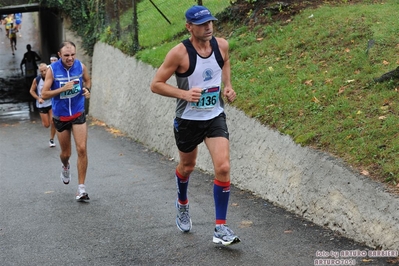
[[90, 42, 399, 250]]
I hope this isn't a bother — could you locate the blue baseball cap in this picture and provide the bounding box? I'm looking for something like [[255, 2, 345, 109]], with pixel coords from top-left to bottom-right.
[[185, 5, 217, 25]]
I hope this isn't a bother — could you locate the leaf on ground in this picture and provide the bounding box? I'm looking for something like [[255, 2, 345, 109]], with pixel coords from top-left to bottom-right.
[[304, 80, 313, 86], [239, 220, 253, 228], [378, 115, 387, 120], [106, 127, 124, 136], [312, 96, 320, 103], [325, 78, 333, 84], [383, 60, 389, 65], [338, 86, 347, 94], [361, 170, 370, 176], [284, 229, 293, 233], [90, 118, 106, 127]]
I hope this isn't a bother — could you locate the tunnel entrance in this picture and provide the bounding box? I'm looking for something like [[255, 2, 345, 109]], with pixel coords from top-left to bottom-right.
[[0, 4, 63, 122]]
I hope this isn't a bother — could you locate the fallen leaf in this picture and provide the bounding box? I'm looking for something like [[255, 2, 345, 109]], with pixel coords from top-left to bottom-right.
[[284, 230, 293, 233], [231, 202, 239, 207], [239, 220, 253, 228], [361, 170, 369, 176], [383, 60, 389, 65], [325, 79, 333, 84], [312, 96, 320, 103], [378, 116, 387, 120], [256, 37, 263, 41], [356, 110, 362, 115], [338, 86, 347, 94], [304, 80, 313, 86]]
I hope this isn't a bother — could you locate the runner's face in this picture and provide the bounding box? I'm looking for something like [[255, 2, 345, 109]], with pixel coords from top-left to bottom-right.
[[188, 21, 213, 42], [59, 45, 76, 68], [39, 66, 47, 78]]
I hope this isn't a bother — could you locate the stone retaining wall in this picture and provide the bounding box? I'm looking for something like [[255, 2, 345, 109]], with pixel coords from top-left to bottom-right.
[[90, 42, 399, 250]]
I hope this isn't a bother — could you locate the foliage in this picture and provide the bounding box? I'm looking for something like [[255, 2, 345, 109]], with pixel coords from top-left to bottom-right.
[[39, 0, 107, 56]]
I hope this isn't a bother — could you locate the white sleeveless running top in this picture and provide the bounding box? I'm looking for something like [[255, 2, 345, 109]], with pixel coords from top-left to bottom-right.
[[175, 37, 225, 121], [36, 76, 52, 108]]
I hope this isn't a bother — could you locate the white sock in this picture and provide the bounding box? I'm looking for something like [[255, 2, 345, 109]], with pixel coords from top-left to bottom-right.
[[78, 184, 86, 193]]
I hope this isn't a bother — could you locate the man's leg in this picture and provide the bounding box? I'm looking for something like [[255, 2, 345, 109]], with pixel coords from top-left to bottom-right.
[[205, 137, 231, 224], [57, 126, 72, 184], [57, 129, 72, 167], [175, 148, 197, 232], [71, 122, 88, 185], [39, 112, 50, 128], [205, 136, 240, 245], [176, 148, 197, 203], [48, 110, 56, 146]]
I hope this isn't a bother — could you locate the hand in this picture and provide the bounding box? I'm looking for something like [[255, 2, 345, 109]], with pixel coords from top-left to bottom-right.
[[61, 81, 74, 92], [185, 87, 202, 103], [83, 87, 91, 99], [223, 85, 236, 103]]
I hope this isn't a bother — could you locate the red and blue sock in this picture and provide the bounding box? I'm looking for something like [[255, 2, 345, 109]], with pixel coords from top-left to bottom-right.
[[176, 169, 189, 205], [214, 179, 230, 225]]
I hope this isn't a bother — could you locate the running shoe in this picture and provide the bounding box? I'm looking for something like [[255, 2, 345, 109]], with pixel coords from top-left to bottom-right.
[[213, 224, 241, 245], [175, 200, 192, 232], [60, 164, 71, 185], [49, 139, 56, 147], [76, 191, 90, 201]]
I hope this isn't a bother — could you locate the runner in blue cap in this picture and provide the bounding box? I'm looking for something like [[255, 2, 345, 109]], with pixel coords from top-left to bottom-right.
[[151, 5, 240, 246]]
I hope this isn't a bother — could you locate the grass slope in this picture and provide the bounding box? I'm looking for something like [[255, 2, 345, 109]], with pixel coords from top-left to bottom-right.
[[132, 0, 399, 187]]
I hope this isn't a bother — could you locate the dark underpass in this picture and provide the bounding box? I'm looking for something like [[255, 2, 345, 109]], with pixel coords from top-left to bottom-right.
[[0, 3, 63, 122]]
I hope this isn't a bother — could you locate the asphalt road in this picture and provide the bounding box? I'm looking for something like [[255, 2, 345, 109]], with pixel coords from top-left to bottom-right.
[[0, 115, 395, 266], [0, 11, 396, 266]]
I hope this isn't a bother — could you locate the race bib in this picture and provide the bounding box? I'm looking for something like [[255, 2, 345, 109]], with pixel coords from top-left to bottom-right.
[[60, 79, 81, 99], [191, 86, 220, 110]]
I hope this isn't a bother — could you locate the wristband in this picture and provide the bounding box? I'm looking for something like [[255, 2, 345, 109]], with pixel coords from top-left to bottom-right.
[[85, 87, 91, 93]]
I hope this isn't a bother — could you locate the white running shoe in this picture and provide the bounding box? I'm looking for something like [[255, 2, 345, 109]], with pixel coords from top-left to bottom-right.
[[49, 139, 56, 147], [60, 164, 71, 184], [76, 185, 90, 201], [175, 200, 192, 232], [213, 224, 241, 245]]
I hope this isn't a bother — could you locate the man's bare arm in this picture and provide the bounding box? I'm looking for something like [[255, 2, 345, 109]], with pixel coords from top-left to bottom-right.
[[150, 44, 202, 103]]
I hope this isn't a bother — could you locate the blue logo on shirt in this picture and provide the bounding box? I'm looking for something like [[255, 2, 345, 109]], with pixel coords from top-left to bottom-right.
[[203, 68, 213, 81]]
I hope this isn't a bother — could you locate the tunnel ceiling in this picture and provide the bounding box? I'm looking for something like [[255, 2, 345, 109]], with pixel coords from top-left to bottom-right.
[[0, 3, 40, 14]]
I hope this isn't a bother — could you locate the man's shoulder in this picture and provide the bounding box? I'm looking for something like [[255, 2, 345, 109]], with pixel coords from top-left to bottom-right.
[[170, 42, 187, 55]]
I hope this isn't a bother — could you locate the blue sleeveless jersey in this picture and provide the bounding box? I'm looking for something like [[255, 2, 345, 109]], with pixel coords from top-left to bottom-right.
[[50, 59, 84, 118]]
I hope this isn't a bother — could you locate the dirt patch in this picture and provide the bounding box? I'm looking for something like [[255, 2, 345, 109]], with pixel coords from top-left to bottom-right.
[[217, 0, 380, 35]]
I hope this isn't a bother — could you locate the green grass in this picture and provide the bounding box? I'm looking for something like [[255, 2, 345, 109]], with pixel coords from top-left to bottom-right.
[[99, 1, 231, 54], [114, 0, 399, 185]]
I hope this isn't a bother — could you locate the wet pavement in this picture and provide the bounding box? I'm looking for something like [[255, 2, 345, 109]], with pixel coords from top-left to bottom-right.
[[1, 11, 398, 266], [0, 12, 40, 122]]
